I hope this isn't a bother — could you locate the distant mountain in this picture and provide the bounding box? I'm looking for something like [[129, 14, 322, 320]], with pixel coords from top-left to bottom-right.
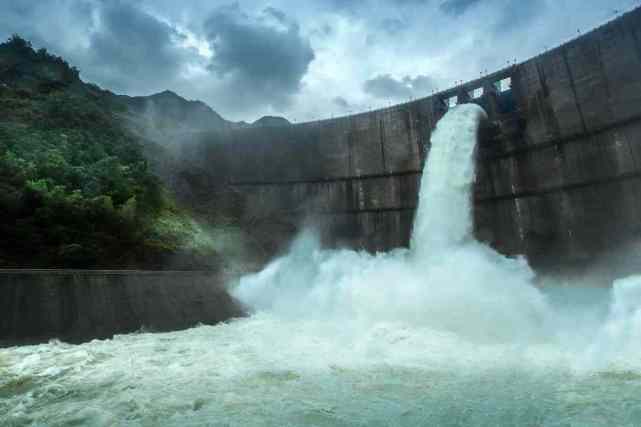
[[0, 34, 245, 138], [122, 90, 231, 132], [252, 116, 291, 128]]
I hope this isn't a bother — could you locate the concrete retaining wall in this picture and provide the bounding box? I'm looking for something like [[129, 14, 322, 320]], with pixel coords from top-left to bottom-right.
[[0, 270, 244, 346], [185, 7, 641, 268]]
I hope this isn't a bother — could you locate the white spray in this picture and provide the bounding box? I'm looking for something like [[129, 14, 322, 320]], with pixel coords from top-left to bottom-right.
[[234, 104, 549, 343]]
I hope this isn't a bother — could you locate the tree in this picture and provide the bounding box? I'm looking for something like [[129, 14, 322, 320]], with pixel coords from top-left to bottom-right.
[[7, 34, 31, 50]]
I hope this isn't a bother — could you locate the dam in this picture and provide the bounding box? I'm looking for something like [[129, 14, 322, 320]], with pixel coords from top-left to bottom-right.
[[4, 6, 641, 426], [181, 6, 641, 269]]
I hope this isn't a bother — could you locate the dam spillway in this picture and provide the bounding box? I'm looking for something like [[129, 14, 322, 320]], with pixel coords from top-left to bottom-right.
[[180, 6, 641, 269]]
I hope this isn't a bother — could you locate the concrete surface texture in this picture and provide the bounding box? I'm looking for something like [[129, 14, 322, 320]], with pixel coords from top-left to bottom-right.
[[0, 270, 244, 346], [190, 7, 641, 270]]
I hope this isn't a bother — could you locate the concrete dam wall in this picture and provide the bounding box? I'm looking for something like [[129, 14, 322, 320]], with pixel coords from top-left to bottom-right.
[[0, 270, 243, 346], [192, 7, 641, 268]]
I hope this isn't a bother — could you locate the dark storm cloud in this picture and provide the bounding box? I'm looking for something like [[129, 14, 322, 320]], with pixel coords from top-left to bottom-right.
[[1, 0, 628, 122], [441, 0, 545, 30], [333, 96, 351, 109], [87, 1, 188, 93], [0, 1, 93, 54], [263, 6, 288, 23], [323, 0, 363, 13], [390, 0, 430, 4], [321, 0, 429, 16], [0, 3, 42, 43], [363, 74, 436, 100], [406, 75, 436, 93], [364, 75, 410, 99], [204, 3, 315, 111], [440, 0, 481, 16], [494, 0, 546, 33], [1, 1, 44, 29], [380, 18, 406, 35], [0, 0, 190, 96]]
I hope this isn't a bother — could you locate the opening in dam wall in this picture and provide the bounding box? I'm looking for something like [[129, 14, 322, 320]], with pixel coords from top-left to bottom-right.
[[176, 7, 641, 269], [0, 270, 244, 347]]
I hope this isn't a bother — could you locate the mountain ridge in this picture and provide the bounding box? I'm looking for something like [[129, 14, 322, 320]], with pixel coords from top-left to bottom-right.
[[0, 35, 288, 137], [0, 35, 227, 269]]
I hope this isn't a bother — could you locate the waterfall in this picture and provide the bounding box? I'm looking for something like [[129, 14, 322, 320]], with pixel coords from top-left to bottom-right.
[[411, 104, 486, 257]]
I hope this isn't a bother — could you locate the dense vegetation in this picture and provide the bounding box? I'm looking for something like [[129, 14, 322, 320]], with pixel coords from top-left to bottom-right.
[[0, 36, 219, 268]]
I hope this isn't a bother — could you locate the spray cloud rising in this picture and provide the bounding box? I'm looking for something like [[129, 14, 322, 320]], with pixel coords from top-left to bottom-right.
[[237, 105, 546, 342], [234, 103, 641, 369]]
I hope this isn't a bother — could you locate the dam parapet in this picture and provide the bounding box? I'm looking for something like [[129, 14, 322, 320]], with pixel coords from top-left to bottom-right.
[[181, 7, 641, 269]]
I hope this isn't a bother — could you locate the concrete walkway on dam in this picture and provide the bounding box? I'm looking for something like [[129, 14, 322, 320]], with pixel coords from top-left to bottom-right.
[[0, 269, 244, 347]]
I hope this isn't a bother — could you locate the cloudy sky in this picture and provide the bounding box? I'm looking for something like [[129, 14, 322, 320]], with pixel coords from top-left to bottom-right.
[[1, 0, 636, 122]]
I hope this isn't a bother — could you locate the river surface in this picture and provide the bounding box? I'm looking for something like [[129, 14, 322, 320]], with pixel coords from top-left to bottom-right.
[[2, 286, 641, 426], [3, 105, 641, 426]]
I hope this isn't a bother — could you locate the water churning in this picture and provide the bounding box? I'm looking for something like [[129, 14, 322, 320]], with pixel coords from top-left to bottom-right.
[[3, 105, 641, 426]]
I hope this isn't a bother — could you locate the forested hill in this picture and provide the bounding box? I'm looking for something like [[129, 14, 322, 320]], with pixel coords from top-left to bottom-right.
[[0, 35, 226, 269]]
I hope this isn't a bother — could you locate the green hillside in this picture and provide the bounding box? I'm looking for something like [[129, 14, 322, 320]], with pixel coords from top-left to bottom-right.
[[0, 35, 220, 269]]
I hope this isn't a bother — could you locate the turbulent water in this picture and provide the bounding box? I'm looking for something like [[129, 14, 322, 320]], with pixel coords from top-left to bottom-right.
[[3, 104, 641, 426]]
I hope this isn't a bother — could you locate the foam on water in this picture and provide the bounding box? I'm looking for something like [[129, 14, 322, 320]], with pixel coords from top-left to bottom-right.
[[3, 105, 641, 425]]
